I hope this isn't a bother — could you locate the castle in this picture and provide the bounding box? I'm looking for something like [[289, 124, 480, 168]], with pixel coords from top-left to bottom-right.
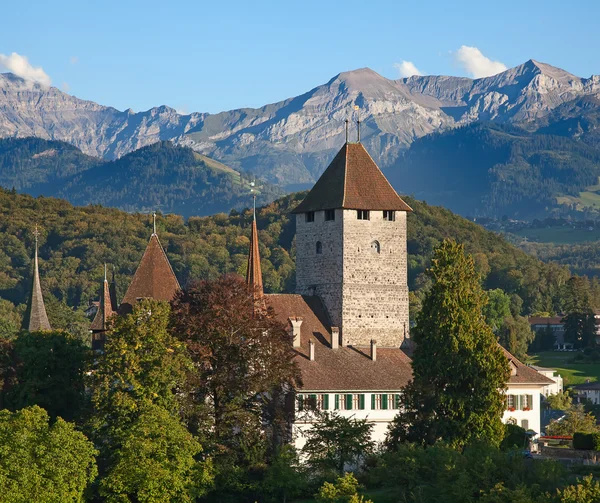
[[23, 138, 553, 443]]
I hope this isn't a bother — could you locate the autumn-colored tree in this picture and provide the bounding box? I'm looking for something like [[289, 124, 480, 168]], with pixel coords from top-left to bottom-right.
[[170, 274, 300, 478], [387, 239, 510, 448]]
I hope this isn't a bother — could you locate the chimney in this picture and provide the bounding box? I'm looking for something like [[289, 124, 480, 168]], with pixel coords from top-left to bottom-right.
[[331, 326, 340, 350], [309, 340, 315, 361], [289, 317, 303, 348], [371, 339, 377, 362]]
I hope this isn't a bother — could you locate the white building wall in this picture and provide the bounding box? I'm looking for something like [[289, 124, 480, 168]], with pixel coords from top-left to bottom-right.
[[503, 384, 543, 435]]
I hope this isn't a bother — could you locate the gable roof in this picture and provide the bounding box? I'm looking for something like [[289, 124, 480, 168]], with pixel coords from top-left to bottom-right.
[[501, 347, 555, 385], [266, 293, 413, 391], [90, 278, 114, 332], [24, 242, 51, 332], [120, 233, 181, 314], [292, 142, 413, 213]]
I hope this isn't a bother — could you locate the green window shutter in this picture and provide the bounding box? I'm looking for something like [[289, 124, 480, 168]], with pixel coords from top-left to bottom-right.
[[382, 394, 388, 410], [335, 394, 339, 410], [310, 394, 316, 407], [345, 394, 352, 410], [297, 395, 303, 411], [395, 394, 401, 409], [324, 395, 329, 410], [359, 394, 365, 410], [371, 394, 375, 410]]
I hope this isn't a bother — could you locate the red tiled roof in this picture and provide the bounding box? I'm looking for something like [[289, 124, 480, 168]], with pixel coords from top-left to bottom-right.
[[528, 316, 563, 325], [266, 293, 413, 391], [501, 347, 555, 385], [292, 143, 413, 213], [120, 234, 181, 314]]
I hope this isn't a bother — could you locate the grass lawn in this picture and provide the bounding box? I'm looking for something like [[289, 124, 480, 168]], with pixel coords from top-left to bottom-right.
[[527, 351, 600, 387], [511, 226, 600, 244]]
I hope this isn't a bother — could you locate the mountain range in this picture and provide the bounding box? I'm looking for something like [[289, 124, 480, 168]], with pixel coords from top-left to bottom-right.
[[1, 59, 600, 218]]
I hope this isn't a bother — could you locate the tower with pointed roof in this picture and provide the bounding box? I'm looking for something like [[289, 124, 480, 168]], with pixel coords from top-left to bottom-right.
[[90, 265, 114, 350], [119, 214, 181, 314], [24, 226, 51, 332], [292, 140, 412, 348], [246, 198, 264, 298]]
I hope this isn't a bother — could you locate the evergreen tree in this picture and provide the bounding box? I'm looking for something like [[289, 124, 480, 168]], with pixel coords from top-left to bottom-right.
[[387, 239, 510, 448], [562, 276, 597, 348]]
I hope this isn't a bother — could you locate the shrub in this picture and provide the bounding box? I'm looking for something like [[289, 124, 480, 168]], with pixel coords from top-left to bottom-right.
[[572, 432, 600, 450]]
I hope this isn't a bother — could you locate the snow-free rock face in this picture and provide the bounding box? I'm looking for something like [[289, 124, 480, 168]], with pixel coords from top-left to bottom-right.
[[1, 60, 599, 186]]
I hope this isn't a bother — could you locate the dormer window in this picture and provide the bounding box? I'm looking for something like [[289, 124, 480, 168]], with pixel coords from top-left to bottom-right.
[[325, 209, 335, 221], [383, 210, 395, 221], [357, 210, 370, 220], [305, 212, 315, 223]]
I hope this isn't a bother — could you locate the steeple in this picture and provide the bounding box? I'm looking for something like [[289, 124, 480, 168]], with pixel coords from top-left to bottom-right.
[[90, 265, 115, 349], [246, 200, 264, 298], [119, 214, 181, 314], [24, 226, 51, 332], [109, 266, 118, 312]]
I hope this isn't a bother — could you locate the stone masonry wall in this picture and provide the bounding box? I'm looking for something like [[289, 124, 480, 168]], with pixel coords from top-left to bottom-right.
[[341, 209, 409, 348]]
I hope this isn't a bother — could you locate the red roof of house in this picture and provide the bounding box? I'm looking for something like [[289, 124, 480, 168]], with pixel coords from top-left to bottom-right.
[[528, 316, 563, 325], [266, 293, 413, 391], [292, 142, 413, 213], [501, 347, 555, 385]]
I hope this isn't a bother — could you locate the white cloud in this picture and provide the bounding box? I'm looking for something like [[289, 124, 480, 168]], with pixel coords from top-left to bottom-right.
[[0, 52, 51, 86], [394, 60, 423, 78], [453, 46, 507, 78]]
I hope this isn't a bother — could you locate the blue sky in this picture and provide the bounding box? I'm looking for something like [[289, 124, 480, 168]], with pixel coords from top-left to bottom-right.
[[1, 0, 598, 114]]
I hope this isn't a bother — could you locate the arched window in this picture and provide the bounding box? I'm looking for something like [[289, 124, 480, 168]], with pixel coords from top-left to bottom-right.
[[316, 241, 322, 254], [370, 240, 380, 254]]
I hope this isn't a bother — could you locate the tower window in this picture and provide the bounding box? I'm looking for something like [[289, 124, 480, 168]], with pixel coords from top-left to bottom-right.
[[305, 211, 315, 223], [371, 240, 380, 254], [383, 210, 395, 221], [325, 209, 335, 221], [316, 241, 322, 254], [357, 210, 370, 220]]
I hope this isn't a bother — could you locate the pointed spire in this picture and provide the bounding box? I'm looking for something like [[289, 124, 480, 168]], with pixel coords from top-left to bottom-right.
[[246, 208, 264, 298], [90, 264, 115, 333], [153, 212, 157, 235], [109, 265, 119, 312], [25, 225, 51, 332]]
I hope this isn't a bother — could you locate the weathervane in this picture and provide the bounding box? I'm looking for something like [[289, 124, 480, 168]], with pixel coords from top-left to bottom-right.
[[104, 263, 107, 282], [250, 179, 256, 219], [345, 119, 349, 143], [152, 212, 157, 235], [354, 105, 361, 143]]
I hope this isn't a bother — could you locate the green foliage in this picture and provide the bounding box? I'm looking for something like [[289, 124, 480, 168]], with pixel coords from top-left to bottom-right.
[[0, 299, 24, 338], [501, 424, 528, 451], [531, 324, 557, 352], [547, 391, 573, 411], [572, 432, 600, 451], [484, 289, 512, 333], [261, 445, 306, 503], [88, 299, 191, 456], [498, 315, 534, 360], [0, 406, 97, 502], [5, 330, 89, 421], [556, 475, 600, 503], [546, 405, 600, 436], [98, 403, 212, 503], [562, 276, 598, 348], [317, 473, 373, 503], [388, 240, 510, 448], [301, 412, 375, 475]]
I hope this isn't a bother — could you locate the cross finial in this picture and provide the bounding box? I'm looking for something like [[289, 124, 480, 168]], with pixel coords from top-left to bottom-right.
[[250, 179, 256, 219], [153, 212, 157, 235], [104, 263, 107, 281]]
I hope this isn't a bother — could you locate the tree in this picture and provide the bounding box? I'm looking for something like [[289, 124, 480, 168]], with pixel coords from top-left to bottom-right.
[[99, 403, 213, 503], [262, 445, 305, 503], [546, 404, 599, 436], [484, 289, 512, 333], [562, 277, 597, 349], [0, 406, 97, 502], [170, 275, 300, 462], [6, 330, 89, 421], [498, 315, 534, 361], [317, 473, 373, 503], [0, 299, 23, 339], [546, 391, 572, 411], [532, 325, 556, 352], [88, 299, 192, 459], [387, 239, 510, 448], [301, 412, 374, 475]]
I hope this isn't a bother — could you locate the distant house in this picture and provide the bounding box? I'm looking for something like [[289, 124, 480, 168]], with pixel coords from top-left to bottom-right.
[[529, 366, 563, 397], [573, 381, 600, 405], [528, 316, 572, 350]]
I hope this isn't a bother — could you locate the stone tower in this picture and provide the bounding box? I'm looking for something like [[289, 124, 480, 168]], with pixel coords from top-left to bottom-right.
[[293, 142, 412, 348]]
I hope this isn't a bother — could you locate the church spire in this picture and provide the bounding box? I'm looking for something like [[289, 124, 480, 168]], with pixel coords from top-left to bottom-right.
[[90, 264, 115, 350], [246, 196, 263, 298], [109, 265, 119, 312], [25, 225, 51, 332]]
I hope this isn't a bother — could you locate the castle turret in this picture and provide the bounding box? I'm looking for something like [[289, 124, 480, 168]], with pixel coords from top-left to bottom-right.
[[24, 226, 51, 332], [119, 214, 181, 314], [292, 141, 412, 348], [90, 265, 115, 350]]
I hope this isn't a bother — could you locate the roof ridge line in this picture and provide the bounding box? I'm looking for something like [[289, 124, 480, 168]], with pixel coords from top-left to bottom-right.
[[341, 143, 348, 208], [152, 233, 181, 290]]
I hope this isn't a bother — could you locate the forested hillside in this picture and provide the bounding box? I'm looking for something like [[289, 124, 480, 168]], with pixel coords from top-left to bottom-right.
[[387, 123, 600, 219], [0, 138, 282, 217], [0, 188, 574, 335]]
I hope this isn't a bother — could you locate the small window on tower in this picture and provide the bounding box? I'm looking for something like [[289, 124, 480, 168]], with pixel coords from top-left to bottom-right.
[[371, 240, 380, 254], [305, 212, 315, 223], [383, 210, 395, 221], [325, 209, 335, 221], [316, 241, 322, 254], [357, 210, 370, 220]]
